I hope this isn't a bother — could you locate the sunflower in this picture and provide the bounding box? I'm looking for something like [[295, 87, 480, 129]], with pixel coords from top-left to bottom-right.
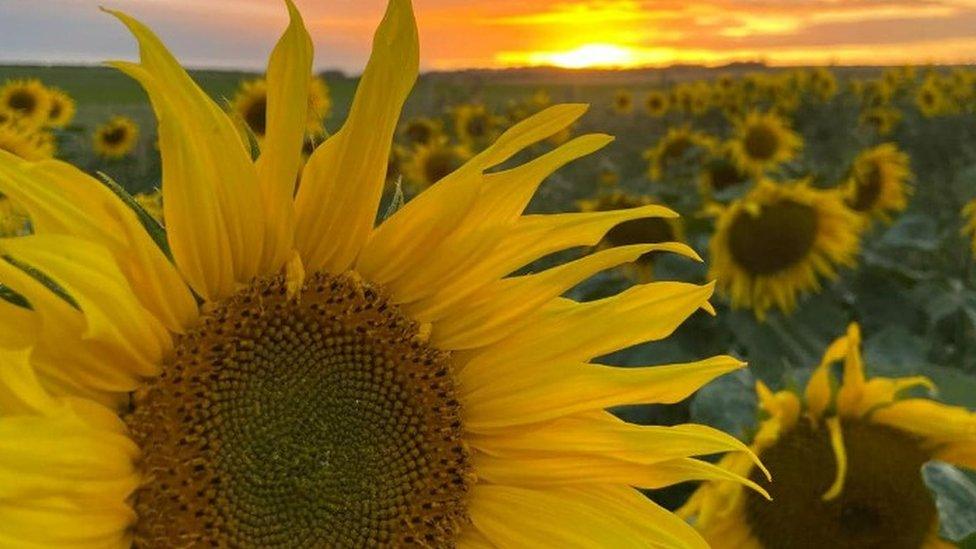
[[0, 120, 55, 161], [644, 90, 669, 117], [709, 180, 863, 319], [453, 103, 500, 147], [859, 105, 902, 136], [0, 79, 51, 129], [578, 190, 686, 281], [133, 189, 164, 225], [843, 143, 911, 223], [44, 87, 76, 129], [232, 75, 331, 141], [0, 2, 769, 546], [916, 79, 946, 117], [93, 115, 140, 159], [809, 67, 838, 101], [682, 322, 976, 549], [729, 111, 802, 175], [400, 116, 442, 146], [645, 126, 715, 181], [404, 138, 472, 192], [699, 142, 751, 200], [613, 89, 634, 114]]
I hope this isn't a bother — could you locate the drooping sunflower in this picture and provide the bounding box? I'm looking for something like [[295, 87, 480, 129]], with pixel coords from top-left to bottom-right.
[[93, 115, 140, 159], [453, 103, 500, 148], [613, 89, 634, 114], [0, 78, 51, 129], [0, 3, 765, 546], [729, 111, 802, 175], [681, 322, 976, 549], [403, 138, 472, 192], [578, 190, 686, 281], [645, 90, 670, 117], [400, 116, 442, 146], [843, 143, 912, 223], [0, 120, 55, 161], [45, 87, 76, 129], [709, 180, 863, 319], [645, 126, 715, 182]]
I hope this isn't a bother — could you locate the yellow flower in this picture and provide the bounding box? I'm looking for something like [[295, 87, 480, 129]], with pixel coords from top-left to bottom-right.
[[400, 116, 442, 146], [93, 115, 139, 159], [133, 189, 164, 225], [809, 67, 838, 101], [699, 142, 751, 200], [45, 87, 76, 128], [859, 105, 902, 136], [577, 190, 687, 281], [0, 119, 55, 161], [729, 111, 802, 175], [916, 79, 947, 117], [645, 90, 669, 117], [843, 143, 912, 223], [682, 323, 976, 549], [231, 75, 332, 140], [613, 89, 634, 114], [709, 180, 863, 319], [452, 103, 500, 148], [403, 138, 471, 191], [0, 3, 764, 545], [645, 126, 715, 181], [0, 79, 51, 129]]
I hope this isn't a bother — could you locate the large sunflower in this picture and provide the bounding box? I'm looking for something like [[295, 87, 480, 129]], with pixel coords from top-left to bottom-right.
[[93, 115, 140, 159], [729, 111, 802, 175], [0, 1, 764, 546], [843, 143, 912, 223], [45, 87, 77, 129], [0, 119, 55, 161], [0, 78, 52, 129], [232, 75, 331, 140], [709, 180, 863, 319], [403, 138, 472, 192], [681, 323, 976, 548]]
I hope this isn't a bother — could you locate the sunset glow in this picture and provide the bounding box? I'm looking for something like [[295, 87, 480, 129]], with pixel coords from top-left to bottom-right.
[[1, 0, 976, 70]]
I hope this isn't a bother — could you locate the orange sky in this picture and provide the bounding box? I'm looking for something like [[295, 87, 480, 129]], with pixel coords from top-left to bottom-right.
[[2, 1, 976, 70]]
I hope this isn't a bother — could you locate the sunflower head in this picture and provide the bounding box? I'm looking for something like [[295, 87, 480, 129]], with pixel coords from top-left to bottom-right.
[[859, 105, 902, 136], [404, 138, 471, 191], [400, 116, 442, 146], [231, 78, 270, 139], [682, 322, 976, 548], [93, 115, 139, 159], [644, 90, 669, 117], [452, 103, 499, 146], [916, 79, 946, 117], [645, 126, 715, 181], [699, 142, 750, 200], [730, 111, 802, 175], [45, 87, 76, 128], [843, 143, 912, 222], [0, 78, 52, 129], [809, 67, 838, 101], [0, 1, 768, 546], [613, 89, 634, 114], [0, 119, 56, 161], [709, 180, 863, 319]]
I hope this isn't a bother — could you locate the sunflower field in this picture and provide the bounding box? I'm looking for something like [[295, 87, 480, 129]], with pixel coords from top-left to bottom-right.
[[2, 1, 976, 546]]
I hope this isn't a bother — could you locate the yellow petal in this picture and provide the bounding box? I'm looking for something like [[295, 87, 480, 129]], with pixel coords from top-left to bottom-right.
[[293, 0, 418, 273], [0, 297, 37, 349], [836, 323, 867, 417], [469, 484, 706, 548], [357, 104, 589, 286], [805, 331, 848, 419], [0, 154, 197, 332], [871, 398, 976, 444], [430, 242, 698, 349], [821, 416, 847, 501], [108, 11, 266, 300], [255, 0, 312, 273], [462, 356, 744, 430], [465, 280, 714, 369]]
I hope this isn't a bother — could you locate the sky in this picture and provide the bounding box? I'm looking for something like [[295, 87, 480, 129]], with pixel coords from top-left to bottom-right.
[[2, 0, 976, 72]]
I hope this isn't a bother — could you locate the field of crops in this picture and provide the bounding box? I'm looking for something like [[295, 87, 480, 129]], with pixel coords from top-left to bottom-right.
[[3, 57, 976, 545]]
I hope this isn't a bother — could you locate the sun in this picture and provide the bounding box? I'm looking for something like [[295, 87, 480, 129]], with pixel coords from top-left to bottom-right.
[[543, 43, 638, 69]]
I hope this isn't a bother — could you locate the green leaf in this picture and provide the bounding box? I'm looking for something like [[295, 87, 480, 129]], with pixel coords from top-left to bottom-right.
[[689, 369, 757, 440], [923, 461, 976, 543], [96, 173, 172, 260]]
